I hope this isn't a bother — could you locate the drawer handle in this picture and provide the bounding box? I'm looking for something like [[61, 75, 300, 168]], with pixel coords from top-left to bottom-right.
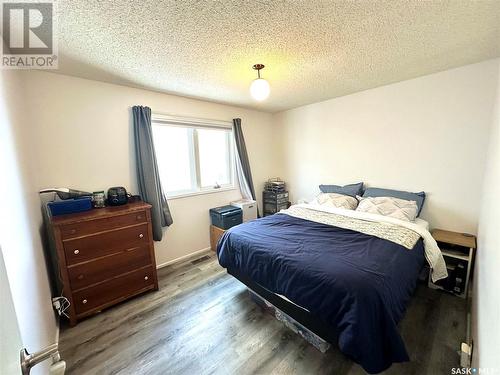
[[70, 229, 77, 234], [73, 249, 80, 255], [137, 215, 143, 220], [82, 299, 87, 304], [139, 233, 144, 239], [77, 274, 84, 280], [144, 276, 149, 281]]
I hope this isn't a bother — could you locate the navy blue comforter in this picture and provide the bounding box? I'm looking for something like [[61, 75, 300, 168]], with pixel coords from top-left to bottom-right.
[[217, 213, 425, 373]]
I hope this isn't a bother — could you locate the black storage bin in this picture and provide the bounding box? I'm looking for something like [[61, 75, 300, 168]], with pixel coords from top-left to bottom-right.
[[263, 191, 289, 216], [435, 259, 467, 295], [210, 205, 243, 229]]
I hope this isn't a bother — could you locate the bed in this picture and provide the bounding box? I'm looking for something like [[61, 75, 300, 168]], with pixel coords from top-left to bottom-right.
[[217, 203, 447, 374]]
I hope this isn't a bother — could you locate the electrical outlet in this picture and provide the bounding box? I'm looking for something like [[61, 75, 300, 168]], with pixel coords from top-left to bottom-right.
[[460, 342, 472, 367]]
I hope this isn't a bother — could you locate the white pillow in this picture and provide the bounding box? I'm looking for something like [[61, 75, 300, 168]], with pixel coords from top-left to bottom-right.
[[355, 196, 418, 222], [310, 193, 358, 210]]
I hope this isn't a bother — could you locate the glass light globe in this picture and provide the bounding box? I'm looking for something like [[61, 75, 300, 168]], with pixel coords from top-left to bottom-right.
[[250, 78, 270, 101]]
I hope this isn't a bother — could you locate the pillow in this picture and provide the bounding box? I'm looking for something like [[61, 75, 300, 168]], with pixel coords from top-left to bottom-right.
[[356, 196, 418, 222], [311, 193, 359, 210], [363, 187, 426, 216], [319, 182, 364, 197]]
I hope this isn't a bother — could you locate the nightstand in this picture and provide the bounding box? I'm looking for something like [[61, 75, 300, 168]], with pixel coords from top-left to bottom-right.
[[428, 229, 476, 299], [210, 225, 226, 252]]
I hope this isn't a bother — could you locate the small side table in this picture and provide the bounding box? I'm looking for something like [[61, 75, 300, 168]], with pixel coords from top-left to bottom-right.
[[428, 229, 476, 298], [210, 225, 226, 252]]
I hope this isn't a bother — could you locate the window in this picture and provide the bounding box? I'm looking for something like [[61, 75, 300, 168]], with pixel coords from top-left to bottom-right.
[[152, 115, 235, 198]]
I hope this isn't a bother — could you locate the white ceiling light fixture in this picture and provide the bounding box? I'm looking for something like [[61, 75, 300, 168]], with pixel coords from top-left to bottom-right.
[[250, 64, 270, 101]]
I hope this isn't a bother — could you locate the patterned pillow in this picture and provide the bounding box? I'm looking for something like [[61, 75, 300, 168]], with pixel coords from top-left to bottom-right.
[[311, 193, 359, 210], [362, 187, 425, 216], [355, 196, 418, 222]]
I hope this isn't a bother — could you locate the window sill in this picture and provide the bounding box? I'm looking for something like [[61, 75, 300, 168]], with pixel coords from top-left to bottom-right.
[[166, 187, 238, 200]]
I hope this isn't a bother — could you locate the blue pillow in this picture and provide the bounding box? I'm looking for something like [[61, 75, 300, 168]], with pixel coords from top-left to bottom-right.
[[363, 187, 426, 216], [319, 182, 364, 197]]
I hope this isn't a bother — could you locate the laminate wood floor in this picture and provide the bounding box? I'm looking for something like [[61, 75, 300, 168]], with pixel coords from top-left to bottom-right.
[[59, 251, 466, 375]]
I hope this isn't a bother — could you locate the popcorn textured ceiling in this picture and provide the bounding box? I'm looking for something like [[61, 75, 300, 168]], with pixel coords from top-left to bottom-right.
[[56, 0, 500, 112]]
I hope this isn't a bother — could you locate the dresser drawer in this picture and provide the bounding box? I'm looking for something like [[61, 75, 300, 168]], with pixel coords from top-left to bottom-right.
[[63, 224, 149, 265], [68, 246, 152, 290], [60, 211, 148, 240], [73, 266, 155, 315]]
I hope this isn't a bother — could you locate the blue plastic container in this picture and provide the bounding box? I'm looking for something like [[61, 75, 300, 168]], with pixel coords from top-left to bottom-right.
[[47, 197, 92, 216]]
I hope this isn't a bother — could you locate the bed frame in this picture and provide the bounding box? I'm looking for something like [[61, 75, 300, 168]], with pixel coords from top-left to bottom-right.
[[227, 268, 338, 345]]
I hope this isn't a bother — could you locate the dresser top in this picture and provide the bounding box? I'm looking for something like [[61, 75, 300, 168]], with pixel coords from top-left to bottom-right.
[[50, 201, 152, 226]]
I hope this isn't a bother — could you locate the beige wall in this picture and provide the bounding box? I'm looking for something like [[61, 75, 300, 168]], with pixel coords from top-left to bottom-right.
[[8, 59, 500, 372], [472, 61, 500, 369], [0, 71, 57, 374], [273, 59, 500, 233], [21, 71, 279, 265]]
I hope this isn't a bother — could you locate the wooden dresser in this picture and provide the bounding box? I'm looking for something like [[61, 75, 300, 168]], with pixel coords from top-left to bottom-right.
[[50, 201, 158, 325]]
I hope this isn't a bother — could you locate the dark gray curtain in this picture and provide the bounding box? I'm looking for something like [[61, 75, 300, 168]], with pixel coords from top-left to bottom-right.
[[233, 118, 259, 216], [133, 106, 173, 241]]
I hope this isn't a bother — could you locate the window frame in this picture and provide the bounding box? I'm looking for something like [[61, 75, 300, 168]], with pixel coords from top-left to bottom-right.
[[151, 113, 237, 199]]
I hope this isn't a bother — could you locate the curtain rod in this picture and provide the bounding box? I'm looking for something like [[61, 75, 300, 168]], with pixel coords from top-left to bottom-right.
[[151, 112, 233, 128]]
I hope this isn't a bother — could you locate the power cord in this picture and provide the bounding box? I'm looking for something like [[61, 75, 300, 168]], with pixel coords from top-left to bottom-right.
[[52, 296, 70, 319]]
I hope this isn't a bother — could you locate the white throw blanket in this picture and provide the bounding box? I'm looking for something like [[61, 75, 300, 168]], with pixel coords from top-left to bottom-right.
[[280, 204, 448, 283]]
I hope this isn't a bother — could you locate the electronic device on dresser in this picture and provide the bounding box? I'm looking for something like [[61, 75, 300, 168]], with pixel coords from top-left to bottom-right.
[[107, 186, 129, 206], [49, 201, 158, 325]]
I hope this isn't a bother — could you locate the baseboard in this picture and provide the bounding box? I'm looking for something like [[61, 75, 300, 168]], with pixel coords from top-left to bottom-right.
[[156, 247, 212, 269]]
